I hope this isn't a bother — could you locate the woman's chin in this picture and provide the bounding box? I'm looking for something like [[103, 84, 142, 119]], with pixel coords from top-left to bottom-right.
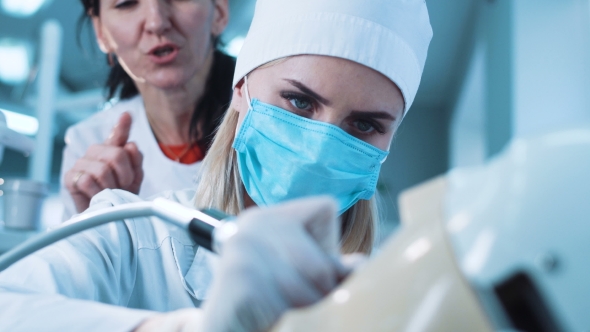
[[144, 71, 194, 91]]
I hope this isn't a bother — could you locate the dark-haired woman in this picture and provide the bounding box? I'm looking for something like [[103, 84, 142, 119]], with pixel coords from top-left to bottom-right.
[[59, 0, 233, 219]]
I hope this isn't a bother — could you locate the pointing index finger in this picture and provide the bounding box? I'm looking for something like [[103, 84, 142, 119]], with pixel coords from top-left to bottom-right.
[[105, 112, 132, 146]]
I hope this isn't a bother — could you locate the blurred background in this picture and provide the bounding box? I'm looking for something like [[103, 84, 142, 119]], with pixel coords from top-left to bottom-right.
[[0, 0, 589, 246]]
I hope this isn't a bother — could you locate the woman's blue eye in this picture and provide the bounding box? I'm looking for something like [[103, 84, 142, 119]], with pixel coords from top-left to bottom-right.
[[289, 97, 312, 110], [356, 120, 374, 132]]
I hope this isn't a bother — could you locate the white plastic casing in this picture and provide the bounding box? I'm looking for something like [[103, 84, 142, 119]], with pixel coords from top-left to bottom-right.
[[445, 127, 590, 331]]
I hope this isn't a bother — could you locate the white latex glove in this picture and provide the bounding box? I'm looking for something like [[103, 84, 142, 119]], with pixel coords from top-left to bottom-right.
[[201, 196, 350, 332], [135, 196, 356, 332]]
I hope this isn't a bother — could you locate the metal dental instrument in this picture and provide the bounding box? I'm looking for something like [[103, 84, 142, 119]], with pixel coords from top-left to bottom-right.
[[0, 198, 236, 272]]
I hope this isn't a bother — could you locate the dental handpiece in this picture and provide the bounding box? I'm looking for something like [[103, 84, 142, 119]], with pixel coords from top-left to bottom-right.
[[0, 198, 237, 272]]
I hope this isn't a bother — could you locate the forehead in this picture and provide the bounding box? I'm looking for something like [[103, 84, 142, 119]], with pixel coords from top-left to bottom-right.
[[251, 55, 405, 115]]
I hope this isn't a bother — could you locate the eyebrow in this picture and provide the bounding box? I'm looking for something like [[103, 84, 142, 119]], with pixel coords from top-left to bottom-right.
[[350, 110, 397, 121], [284, 78, 397, 121], [284, 79, 331, 106]]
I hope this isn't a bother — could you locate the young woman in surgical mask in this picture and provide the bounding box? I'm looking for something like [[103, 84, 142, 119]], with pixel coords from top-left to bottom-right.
[[195, 59, 398, 253], [194, 0, 433, 254]]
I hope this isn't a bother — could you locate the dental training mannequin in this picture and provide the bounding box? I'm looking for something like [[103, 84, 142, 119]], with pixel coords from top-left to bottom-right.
[[0, 0, 431, 330], [60, 0, 234, 220]]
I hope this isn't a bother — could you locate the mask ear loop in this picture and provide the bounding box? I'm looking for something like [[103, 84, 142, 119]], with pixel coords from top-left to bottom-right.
[[244, 75, 253, 109]]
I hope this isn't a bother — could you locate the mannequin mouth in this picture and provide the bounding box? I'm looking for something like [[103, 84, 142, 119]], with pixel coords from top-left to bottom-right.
[[148, 44, 180, 64]]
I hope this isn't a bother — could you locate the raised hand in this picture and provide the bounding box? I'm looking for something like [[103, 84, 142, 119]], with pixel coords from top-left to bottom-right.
[[65, 112, 144, 213]]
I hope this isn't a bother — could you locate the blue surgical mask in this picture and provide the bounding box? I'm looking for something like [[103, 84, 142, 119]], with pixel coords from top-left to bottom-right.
[[232, 77, 389, 215]]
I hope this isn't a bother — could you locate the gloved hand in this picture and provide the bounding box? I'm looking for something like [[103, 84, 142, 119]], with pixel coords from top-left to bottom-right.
[[134, 196, 355, 332], [200, 196, 349, 332]]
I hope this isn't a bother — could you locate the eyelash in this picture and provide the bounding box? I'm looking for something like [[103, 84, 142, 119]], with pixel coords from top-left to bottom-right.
[[279, 91, 386, 136], [352, 118, 386, 135], [280, 92, 315, 112], [115, 0, 137, 9]]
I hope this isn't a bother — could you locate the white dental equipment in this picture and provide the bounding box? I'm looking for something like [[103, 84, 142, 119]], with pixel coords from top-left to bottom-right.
[[0, 198, 235, 272], [0, 110, 35, 164], [271, 127, 590, 332], [0, 111, 42, 236]]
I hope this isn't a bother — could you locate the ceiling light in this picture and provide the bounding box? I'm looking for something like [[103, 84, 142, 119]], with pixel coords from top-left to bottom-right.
[[0, 109, 39, 136], [1, 0, 51, 17], [0, 39, 31, 84]]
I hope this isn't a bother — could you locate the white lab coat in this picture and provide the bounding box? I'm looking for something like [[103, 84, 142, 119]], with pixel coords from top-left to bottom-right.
[[0, 189, 214, 331], [60, 96, 202, 220]]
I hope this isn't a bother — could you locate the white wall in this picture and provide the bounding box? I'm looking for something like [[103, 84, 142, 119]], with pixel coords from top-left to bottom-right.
[[512, 0, 590, 138], [450, 0, 590, 163], [450, 41, 487, 168], [378, 105, 449, 228]]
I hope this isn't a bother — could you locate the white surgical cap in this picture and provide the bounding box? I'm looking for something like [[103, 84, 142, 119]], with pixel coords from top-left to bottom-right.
[[233, 0, 433, 115]]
